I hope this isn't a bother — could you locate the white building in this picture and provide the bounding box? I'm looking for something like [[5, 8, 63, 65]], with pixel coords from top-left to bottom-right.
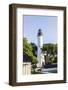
[[37, 29, 45, 67]]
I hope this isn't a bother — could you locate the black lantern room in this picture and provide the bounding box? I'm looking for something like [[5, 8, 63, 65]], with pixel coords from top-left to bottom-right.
[[37, 29, 43, 36]]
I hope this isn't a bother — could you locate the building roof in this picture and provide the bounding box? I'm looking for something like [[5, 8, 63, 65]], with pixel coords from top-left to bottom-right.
[[37, 29, 43, 36], [23, 52, 31, 62]]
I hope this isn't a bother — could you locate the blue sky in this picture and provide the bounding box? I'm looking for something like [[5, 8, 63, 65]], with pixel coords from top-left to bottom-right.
[[23, 15, 57, 45]]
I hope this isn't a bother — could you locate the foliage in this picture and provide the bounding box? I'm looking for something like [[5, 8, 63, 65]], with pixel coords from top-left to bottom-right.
[[23, 38, 57, 64], [53, 56, 57, 63], [23, 37, 37, 64], [42, 43, 57, 63], [30, 43, 37, 57], [42, 43, 57, 54]]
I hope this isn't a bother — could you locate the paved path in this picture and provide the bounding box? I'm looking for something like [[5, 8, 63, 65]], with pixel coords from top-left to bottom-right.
[[41, 68, 57, 74]]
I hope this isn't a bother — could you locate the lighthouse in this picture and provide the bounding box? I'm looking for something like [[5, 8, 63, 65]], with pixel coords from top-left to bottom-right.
[[37, 29, 45, 68]]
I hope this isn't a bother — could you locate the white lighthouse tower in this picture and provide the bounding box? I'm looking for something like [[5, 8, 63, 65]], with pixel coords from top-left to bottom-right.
[[37, 29, 45, 68]]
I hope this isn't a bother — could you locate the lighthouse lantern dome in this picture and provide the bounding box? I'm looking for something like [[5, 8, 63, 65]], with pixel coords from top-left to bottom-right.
[[37, 29, 43, 36]]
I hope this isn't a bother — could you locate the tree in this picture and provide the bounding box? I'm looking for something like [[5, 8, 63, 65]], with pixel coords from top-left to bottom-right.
[[30, 43, 37, 57], [42, 43, 57, 55], [23, 37, 37, 64], [42, 43, 57, 64]]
